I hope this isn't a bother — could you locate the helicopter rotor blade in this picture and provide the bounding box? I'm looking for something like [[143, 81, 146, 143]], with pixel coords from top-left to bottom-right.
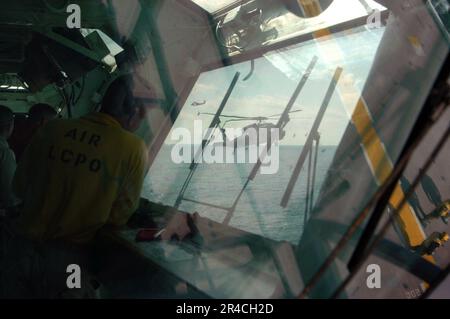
[[223, 118, 259, 124], [200, 112, 272, 121], [198, 112, 255, 119], [197, 112, 216, 116], [199, 109, 303, 121]]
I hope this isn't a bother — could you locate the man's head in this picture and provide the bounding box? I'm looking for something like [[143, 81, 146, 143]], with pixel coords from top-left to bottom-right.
[[29, 103, 57, 126], [100, 76, 144, 132], [0, 105, 14, 139]]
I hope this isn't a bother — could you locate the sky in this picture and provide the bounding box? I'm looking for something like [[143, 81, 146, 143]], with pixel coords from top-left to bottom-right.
[[166, 24, 385, 146]]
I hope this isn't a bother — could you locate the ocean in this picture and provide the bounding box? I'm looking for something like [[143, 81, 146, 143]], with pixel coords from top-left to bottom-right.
[[142, 145, 337, 244]]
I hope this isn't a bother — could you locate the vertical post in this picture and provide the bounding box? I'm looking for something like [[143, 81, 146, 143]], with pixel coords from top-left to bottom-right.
[[249, 56, 319, 181], [281, 67, 343, 208]]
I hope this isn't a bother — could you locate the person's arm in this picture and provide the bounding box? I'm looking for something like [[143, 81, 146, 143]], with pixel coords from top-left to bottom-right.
[[107, 140, 148, 226], [160, 212, 200, 241]]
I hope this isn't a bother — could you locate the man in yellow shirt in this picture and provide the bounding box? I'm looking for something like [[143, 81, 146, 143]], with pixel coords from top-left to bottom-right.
[[3, 76, 148, 298]]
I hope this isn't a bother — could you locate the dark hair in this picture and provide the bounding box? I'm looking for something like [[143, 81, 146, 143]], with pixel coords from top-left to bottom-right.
[[100, 75, 136, 119], [29, 103, 57, 123]]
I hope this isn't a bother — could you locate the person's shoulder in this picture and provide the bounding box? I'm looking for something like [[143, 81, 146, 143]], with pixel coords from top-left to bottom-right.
[[41, 118, 75, 131]]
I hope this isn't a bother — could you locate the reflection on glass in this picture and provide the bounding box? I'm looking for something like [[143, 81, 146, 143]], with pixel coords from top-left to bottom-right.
[[263, 0, 386, 45], [142, 25, 385, 244], [192, 0, 240, 13]]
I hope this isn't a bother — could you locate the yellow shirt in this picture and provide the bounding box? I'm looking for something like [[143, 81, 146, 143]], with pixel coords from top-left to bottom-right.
[[13, 112, 148, 244]]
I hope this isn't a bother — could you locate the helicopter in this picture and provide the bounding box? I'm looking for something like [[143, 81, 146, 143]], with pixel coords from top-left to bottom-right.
[[191, 100, 206, 106], [197, 109, 305, 149]]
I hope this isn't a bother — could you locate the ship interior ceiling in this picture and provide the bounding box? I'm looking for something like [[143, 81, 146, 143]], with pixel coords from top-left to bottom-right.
[[0, 0, 449, 299]]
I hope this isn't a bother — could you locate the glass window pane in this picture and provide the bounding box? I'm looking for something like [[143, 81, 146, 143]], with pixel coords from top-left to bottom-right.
[[142, 24, 385, 244]]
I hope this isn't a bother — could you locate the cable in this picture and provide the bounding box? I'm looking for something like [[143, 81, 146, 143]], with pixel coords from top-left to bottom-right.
[[57, 85, 71, 118], [243, 59, 255, 81], [74, 75, 85, 105]]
